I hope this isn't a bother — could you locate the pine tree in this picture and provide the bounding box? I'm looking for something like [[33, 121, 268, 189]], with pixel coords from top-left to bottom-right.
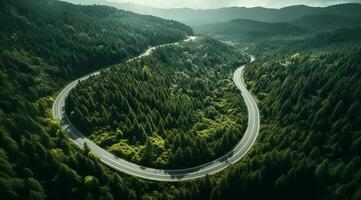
[[173, 147, 184, 166]]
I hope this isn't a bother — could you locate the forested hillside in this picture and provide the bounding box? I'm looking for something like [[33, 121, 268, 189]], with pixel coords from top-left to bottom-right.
[[0, 0, 192, 78], [194, 19, 309, 41], [0, 0, 194, 199], [206, 41, 361, 200], [66, 38, 249, 168], [195, 13, 361, 42], [1, 0, 361, 199], [249, 27, 361, 57], [154, 29, 361, 200], [290, 14, 361, 31]]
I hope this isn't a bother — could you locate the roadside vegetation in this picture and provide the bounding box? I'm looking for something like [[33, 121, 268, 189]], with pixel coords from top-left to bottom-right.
[[0, 0, 193, 199], [66, 38, 249, 168], [161, 28, 361, 200], [207, 40, 361, 199], [1, 0, 361, 199]]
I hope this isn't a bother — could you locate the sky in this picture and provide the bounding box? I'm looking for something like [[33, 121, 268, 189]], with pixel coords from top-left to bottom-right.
[[112, 0, 361, 9]]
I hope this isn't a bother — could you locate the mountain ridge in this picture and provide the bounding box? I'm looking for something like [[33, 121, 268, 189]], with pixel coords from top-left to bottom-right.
[[194, 13, 361, 41], [62, 1, 361, 26]]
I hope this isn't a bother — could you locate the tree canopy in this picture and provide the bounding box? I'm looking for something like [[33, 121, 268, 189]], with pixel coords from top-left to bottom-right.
[[66, 38, 249, 168]]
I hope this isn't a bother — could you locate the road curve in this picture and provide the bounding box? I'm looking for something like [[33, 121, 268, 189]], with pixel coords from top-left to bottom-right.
[[52, 37, 259, 182]]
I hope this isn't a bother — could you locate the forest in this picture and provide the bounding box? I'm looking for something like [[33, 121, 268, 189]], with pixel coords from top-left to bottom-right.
[[194, 13, 361, 42], [1, 0, 361, 199], [0, 0, 192, 79], [66, 38, 249, 168], [155, 26, 361, 200], [0, 0, 196, 199], [204, 39, 361, 200]]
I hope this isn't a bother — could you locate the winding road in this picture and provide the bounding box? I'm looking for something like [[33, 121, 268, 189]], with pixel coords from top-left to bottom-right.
[[52, 36, 259, 182]]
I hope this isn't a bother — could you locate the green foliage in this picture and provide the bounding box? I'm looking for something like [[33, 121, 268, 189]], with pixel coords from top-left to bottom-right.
[[145, 25, 361, 200], [84, 176, 99, 190], [0, 0, 191, 79], [204, 37, 361, 200], [66, 38, 249, 168], [0, 0, 192, 199], [2, 0, 360, 199]]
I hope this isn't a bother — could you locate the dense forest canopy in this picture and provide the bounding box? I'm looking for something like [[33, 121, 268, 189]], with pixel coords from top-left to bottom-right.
[[0, 0, 192, 78], [0, 0, 195, 199], [163, 22, 361, 200], [206, 40, 361, 200], [66, 38, 249, 168], [1, 0, 361, 199]]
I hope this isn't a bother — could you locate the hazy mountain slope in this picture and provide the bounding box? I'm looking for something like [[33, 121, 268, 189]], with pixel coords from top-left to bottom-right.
[[194, 19, 309, 41], [194, 13, 361, 42], [251, 27, 361, 55], [63, 1, 361, 26], [290, 14, 361, 31]]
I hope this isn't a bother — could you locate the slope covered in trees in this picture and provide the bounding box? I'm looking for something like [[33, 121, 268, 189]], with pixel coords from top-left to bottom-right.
[[194, 13, 361, 42], [194, 18, 309, 41], [0, 0, 194, 199], [186, 31, 361, 200], [133, 26, 361, 200], [0, 0, 192, 78], [1, 0, 360, 199], [290, 14, 361, 31], [66, 38, 250, 168]]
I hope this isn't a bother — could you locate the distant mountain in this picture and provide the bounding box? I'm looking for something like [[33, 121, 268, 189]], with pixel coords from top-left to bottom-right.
[[194, 19, 309, 41], [63, 1, 361, 26], [194, 13, 361, 42], [290, 14, 361, 31]]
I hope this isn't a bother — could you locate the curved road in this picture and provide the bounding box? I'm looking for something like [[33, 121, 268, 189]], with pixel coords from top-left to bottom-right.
[[52, 37, 259, 182]]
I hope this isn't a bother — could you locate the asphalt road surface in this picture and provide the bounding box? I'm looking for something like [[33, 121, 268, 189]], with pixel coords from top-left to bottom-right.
[[52, 37, 259, 182]]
